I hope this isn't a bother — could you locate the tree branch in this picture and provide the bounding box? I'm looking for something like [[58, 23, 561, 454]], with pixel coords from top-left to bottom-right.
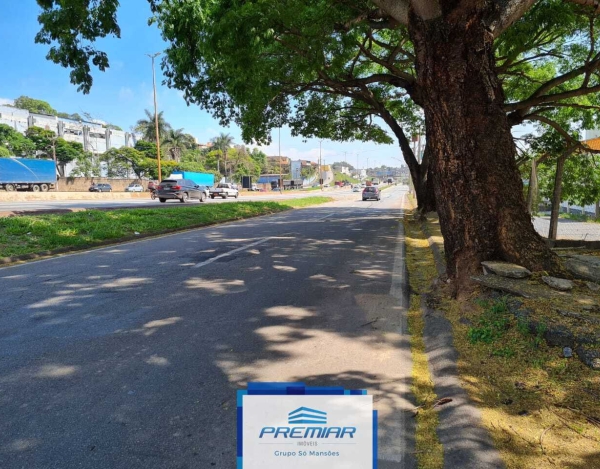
[[524, 114, 578, 143], [505, 84, 600, 112], [370, 0, 409, 25], [355, 38, 415, 86], [489, 0, 538, 38]]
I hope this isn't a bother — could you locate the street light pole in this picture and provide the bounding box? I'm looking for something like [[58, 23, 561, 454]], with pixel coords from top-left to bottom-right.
[[147, 52, 162, 182], [319, 140, 323, 191], [279, 126, 282, 193]]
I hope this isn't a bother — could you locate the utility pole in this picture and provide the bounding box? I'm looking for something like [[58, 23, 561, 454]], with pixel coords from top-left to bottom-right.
[[279, 126, 282, 193], [147, 52, 162, 182], [319, 140, 323, 190]]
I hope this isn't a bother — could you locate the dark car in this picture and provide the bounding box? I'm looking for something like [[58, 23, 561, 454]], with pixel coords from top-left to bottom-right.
[[362, 186, 381, 201], [89, 183, 112, 192], [155, 179, 207, 203]]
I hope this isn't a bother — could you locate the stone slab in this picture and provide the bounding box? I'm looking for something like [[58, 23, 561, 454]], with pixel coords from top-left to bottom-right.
[[481, 261, 532, 279]]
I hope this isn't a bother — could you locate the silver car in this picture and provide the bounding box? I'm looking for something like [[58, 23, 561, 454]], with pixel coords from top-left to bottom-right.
[[362, 186, 381, 201], [125, 184, 144, 192]]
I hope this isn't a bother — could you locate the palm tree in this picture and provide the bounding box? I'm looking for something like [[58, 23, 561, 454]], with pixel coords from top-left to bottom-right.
[[163, 128, 187, 161], [211, 133, 234, 177], [135, 109, 172, 142]]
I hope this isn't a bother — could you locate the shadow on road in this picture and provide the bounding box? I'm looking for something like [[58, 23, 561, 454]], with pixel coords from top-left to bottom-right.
[[0, 205, 417, 468]]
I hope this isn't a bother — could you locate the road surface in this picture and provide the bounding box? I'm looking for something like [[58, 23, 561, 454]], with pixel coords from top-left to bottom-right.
[[0, 187, 364, 213], [0, 186, 414, 468]]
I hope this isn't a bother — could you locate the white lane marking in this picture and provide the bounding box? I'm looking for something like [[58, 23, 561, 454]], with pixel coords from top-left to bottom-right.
[[316, 213, 334, 221], [192, 238, 271, 268]]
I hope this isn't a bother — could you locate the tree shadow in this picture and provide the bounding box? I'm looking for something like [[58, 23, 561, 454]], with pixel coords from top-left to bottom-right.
[[0, 204, 417, 468]]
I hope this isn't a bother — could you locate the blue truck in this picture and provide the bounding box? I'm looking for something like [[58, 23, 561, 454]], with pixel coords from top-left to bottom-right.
[[168, 171, 214, 187], [0, 157, 57, 192]]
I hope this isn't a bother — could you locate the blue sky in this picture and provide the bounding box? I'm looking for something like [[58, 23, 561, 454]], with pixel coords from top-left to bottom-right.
[[0, 2, 530, 168]]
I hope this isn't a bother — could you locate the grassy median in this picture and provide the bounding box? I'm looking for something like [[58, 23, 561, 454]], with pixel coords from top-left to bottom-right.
[[0, 197, 333, 259]]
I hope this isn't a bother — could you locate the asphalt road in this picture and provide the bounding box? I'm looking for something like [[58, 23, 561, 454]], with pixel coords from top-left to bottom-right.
[[0, 186, 415, 468], [0, 187, 361, 213]]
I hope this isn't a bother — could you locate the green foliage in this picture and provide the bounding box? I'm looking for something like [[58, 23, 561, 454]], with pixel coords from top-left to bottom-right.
[[13, 96, 56, 115], [249, 148, 268, 173], [0, 146, 11, 157], [54, 138, 84, 165], [56, 111, 84, 121], [35, 0, 120, 94], [538, 154, 600, 207], [163, 128, 194, 160], [101, 147, 153, 179], [0, 124, 36, 156], [211, 133, 234, 154], [134, 140, 158, 159], [135, 109, 171, 143], [152, 1, 414, 146], [70, 152, 101, 178], [333, 172, 359, 183], [468, 298, 510, 344], [25, 126, 56, 156]]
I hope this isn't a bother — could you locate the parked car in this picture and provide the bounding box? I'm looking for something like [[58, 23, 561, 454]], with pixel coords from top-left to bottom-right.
[[323, 183, 330, 188], [362, 186, 381, 201], [155, 179, 208, 203], [210, 183, 239, 199], [89, 183, 112, 192], [125, 183, 144, 192], [352, 186, 361, 192]]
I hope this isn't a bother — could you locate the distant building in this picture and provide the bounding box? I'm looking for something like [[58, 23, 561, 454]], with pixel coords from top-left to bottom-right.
[[0, 104, 140, 177], [290, 160, 302, 180]]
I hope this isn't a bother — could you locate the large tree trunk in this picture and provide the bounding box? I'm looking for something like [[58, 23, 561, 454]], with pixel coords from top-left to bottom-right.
[[414, 144, 436, 216], [409, 14, 561, 290]]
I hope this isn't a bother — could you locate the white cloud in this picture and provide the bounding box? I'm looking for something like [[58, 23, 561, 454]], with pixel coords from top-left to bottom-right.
[[119, 87, 134, 101], [0, 97, 14, 106]]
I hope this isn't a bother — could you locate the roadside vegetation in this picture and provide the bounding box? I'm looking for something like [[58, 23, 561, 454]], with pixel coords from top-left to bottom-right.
[[0, 197, 333, 259], [408, 212, 600, 468]]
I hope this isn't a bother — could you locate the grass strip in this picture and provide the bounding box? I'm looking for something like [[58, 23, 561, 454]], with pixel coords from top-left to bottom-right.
[[404, 214, 444, 469], [423, 214, 600, 468], [282, 196, 332, 208], [0, 197, 333, 258]]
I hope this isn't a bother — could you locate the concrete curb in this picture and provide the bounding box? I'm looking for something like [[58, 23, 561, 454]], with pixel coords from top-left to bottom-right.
[[420, 219, 446, 278], [419, 217, 505, 468], [422, 296, 505, 469]]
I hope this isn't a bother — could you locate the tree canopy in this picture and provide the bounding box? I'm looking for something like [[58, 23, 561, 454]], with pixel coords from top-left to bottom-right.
[[135, 109, 172, 143], [13, 96, 57, 115], [33, 0, 600, 286]]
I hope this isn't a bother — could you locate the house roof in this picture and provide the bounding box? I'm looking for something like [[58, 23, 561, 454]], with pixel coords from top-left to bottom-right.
[[583, 137, 600, 151]]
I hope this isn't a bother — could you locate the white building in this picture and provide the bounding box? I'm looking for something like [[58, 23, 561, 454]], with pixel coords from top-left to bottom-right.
[[0, 104, 140, 176]]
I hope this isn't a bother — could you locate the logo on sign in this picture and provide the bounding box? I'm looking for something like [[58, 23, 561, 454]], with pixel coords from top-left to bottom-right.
[[288, 407, 327, 425], [259, 408, 356, 439]]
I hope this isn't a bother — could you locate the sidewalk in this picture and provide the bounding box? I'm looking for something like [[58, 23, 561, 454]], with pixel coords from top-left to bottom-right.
[[533, 216, 600, 241]]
